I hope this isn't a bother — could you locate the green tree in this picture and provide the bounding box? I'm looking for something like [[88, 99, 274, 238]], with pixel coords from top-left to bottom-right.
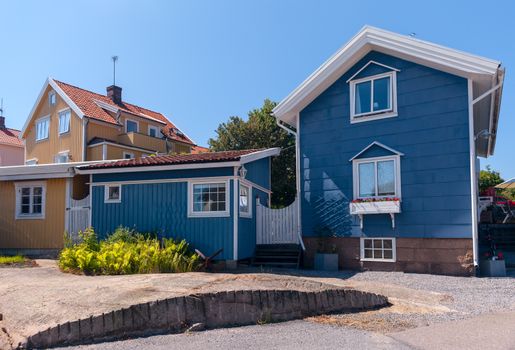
[[479, 165, 504, 194], [208, 99, 296, 207]]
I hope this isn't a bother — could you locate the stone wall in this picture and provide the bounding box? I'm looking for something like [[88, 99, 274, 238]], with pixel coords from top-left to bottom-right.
[[303, 237, 474, 276], [26, 288, 387, 349]]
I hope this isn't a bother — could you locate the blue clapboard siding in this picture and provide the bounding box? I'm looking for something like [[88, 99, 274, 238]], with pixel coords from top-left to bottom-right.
[[91, 180, 234, 260], [244, 158, 270, 189], [238, 188, 269, 259], [300, 51, 472, 239], [92, 167, 234, 183]]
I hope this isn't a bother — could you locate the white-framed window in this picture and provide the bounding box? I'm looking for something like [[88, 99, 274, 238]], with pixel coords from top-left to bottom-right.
[[58, 109, 71, 135], [35, 116, 50, 141], [360, 237, 396, 262], [350, 71, 397, 123], [49, 91, 56, 106], [123, 152, 135, 159], [352, 155, 401, 199], [104, 184, 122, 203], [125, 119, 139, 133], [188, 180, 230, 217], [239, 183, 252, 218], [148, 125, 160, 138], [15, 182, 46, 220], [25, 158, 38, 166], [54, 151, 69, 163]]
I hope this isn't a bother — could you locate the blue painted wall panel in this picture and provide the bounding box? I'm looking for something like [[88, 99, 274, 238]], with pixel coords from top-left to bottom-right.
[[299, 51, 472, 239], [243, 158, 270, 189], [93, 167, 233, 183], [91, 180, 234, 260], [238, 188, 269, 259]]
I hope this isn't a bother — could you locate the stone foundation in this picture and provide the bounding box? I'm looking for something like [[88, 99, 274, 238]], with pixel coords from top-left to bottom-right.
[[303, 237, 474, 276]]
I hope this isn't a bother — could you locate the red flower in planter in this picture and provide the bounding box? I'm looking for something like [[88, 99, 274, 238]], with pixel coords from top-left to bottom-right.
[[351, 197, 400, 203], [497, 252, 504, 260]]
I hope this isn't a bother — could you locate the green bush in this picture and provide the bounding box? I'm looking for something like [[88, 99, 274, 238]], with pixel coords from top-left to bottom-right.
[[59, 227, 201, 275]]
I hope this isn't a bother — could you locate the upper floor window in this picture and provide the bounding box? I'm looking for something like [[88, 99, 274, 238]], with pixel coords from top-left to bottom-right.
[[349, 68, 398, 123], [123, 152, 135, 159], [15, 182, 46, 219], [36, 116, 50, 141], [55, 151, 69, 163], [353, 155, 400, 199], [125, 119, 139, 133], [49, 91, 56, 106], [58, 109, 71, 134], [148, 125, 160, 138]]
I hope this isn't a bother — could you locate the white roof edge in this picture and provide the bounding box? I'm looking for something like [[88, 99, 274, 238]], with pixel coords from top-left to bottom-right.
[[349, 141, 404, 161], [20, 77, 85, 139], [273, 25, 502, 124], [240, 148, 281, 164], [0, 160, 112, 179]]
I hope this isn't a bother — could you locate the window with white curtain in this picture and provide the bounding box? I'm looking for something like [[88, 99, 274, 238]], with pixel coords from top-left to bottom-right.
[[353, 156, 400, 199], [239, 183, 252, 217], [36, 117, 50, 141], [58, 109, 71, 134]]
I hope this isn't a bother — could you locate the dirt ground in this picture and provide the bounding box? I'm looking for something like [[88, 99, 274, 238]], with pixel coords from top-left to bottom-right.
[[0, 260, 494, 348]]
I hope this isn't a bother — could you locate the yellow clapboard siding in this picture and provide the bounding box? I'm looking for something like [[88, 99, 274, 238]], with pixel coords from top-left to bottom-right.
[[0, 178, 66, 249], [24, 85, 84, 164]]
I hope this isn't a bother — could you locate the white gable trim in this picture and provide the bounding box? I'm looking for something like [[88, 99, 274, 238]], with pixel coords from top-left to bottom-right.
[[349, 141, 404, 161], [21, 77, 85, 139], [273, 26, 502, 128], [346, 60, 400, 83]]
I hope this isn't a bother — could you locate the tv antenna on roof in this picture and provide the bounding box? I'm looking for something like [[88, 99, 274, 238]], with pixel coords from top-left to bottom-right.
[[112, 55, 118, 86]]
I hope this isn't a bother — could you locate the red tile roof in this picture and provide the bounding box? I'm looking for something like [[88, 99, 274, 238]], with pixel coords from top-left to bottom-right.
[[54, 80, 194, 145], [80, 149, 262, 170], [0, 128, 23, 147], [191, 145, 210, 154]]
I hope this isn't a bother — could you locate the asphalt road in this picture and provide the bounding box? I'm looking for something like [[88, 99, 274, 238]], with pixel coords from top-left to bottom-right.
[[69, 320, 413, 350]]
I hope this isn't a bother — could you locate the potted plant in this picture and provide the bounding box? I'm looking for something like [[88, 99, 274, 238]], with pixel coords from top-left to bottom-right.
[[313, 226, 339, 271], [480, 235, 506, 277], [349, 197, 401, 215]]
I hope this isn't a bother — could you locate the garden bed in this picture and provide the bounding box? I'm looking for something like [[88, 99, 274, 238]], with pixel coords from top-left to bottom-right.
[[0, 256, 37, 268]]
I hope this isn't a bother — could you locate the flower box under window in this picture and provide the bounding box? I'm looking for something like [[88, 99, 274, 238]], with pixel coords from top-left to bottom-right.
[[350, 198, 401, 215]]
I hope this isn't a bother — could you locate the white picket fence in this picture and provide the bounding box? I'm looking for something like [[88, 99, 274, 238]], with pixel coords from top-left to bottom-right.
[[256, 198, 303, 248]]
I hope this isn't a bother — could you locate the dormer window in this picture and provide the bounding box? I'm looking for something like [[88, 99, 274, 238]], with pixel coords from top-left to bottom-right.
[[148, 125, 159, 138], [49, 91, 56, 106], [348, 61, 399, 123], [125, 119, 139, 133]]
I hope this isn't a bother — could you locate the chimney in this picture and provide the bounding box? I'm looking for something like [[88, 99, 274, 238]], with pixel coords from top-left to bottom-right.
[[106, 85, 122, 104], [0, 116, 5, 130]]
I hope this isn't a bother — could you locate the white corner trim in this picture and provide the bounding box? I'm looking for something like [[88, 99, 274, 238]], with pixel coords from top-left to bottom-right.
[[104, 184, 122, 203], [352, 154, 402, 200], [349, 71, 398, 123], [360, 237, 397, 262], [349, 141, 404, 161], [346, 60, 400, 83], [187, 179, 231, 218], [14, 181, 47, 220], [468, 79, 479, 268], [233, 169, 239, 260]]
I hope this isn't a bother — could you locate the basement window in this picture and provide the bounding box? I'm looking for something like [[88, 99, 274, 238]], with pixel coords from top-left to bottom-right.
[[360, 237, 396, 262]]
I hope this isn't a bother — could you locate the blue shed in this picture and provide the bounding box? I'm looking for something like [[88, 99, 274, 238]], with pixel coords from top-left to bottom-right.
[[273, 26, 504, 275], [76, 148, 279, 261]]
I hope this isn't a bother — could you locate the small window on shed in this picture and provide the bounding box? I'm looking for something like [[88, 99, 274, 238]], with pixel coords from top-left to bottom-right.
[[104, 184, 121, 203]]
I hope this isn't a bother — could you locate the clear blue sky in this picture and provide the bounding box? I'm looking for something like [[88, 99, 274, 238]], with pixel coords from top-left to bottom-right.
[[1, 0, 513, 176]]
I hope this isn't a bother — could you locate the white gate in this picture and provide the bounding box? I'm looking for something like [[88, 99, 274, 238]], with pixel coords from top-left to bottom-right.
[[256, 198, 303, 247], [67, 195, 90, 242]]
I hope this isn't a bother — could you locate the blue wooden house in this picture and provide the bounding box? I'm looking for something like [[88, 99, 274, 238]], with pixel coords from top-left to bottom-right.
[[76, 149, 279, 262], [273, 26, 504, 275]]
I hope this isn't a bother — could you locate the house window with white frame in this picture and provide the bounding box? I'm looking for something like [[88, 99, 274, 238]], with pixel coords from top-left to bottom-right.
[[148, 125, 160, 138], [104, 184, 121, 203], [189, 181, 229, 217], [361, 237, 396, 262], [15, 182, 46, 219], [354, 156, 400, 199], [125, 119, 138, 133], [350, 71, 397, 122], [49, 91, 56, 106], [36, 117, 50, 141], [239, 183, 252, 217], [123, 152, 135, 159], [58, 109, 71, 134]]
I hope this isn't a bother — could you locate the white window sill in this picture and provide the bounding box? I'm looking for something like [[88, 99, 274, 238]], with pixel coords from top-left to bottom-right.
[[188, 211, 230, 218], [360, 258, 396, 263], [239, 212, 252, 218], [15, 215, 45, 220], [350, 111, 398, 124], [104, 199, 121, 204]]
